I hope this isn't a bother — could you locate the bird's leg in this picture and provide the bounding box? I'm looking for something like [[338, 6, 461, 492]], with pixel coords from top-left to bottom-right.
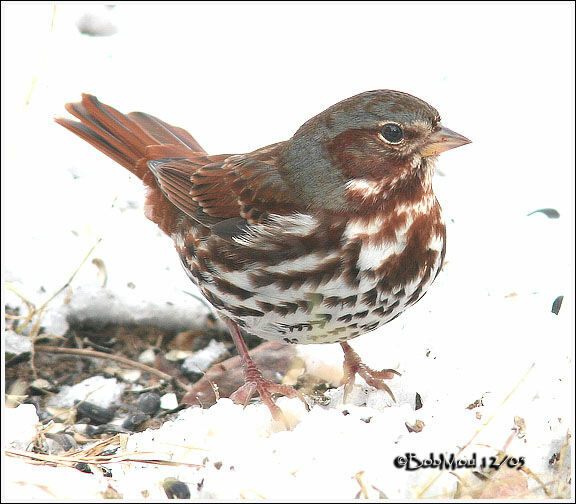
[[340, 341, 401, 401], [224, 318, 307, 423]]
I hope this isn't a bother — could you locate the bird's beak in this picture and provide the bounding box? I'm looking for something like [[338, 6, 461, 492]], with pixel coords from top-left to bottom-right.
[[421, 125, 471, 157]]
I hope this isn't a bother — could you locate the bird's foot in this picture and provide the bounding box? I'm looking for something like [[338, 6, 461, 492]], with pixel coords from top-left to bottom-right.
[[340, 341, 401, 401], [225, 318, 307, 426], [230, 360, 307, 424]]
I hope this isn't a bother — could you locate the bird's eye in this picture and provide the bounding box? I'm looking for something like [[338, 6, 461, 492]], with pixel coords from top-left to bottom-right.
[[381, 123, 404, 144]]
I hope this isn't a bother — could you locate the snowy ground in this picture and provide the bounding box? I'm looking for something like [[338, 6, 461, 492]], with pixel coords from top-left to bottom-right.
[[2, 2, 574, 500]]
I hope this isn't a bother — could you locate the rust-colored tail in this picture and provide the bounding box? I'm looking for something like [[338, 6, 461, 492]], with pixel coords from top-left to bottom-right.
[[56, 94, 206, 234], [56, 94, 205, 178]]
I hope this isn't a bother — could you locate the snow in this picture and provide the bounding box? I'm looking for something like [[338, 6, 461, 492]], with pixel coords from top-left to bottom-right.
[[182, 339, 229, 374], [3, 404, 39, 451], [47, 376, 125, 409], [2, 2, 574, 500]]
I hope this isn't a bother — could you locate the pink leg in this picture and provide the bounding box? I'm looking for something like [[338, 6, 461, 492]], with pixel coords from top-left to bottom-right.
[[340, 341, 401, 401], [224, 318, 307, 422]]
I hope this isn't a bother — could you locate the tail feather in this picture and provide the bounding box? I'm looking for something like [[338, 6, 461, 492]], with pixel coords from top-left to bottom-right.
[[56, 115, 138, 171], [128, 112, 205, 153], [56, 94, 207, 235], [55, 94, 205, 179]]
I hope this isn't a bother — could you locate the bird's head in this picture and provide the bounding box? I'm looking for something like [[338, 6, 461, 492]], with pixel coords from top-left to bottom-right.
[[279, 90, 470, 212]]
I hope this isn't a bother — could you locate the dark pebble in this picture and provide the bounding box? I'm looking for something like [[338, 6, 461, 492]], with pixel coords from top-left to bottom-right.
[[122, 412, 150, 431], [38, 411, 53, 423], [75, 401, 115, 425], [137, 392, 161, 416], [45, 433, 78, 452], [163, 479, 191, 499], [75, 462, 92, 474]]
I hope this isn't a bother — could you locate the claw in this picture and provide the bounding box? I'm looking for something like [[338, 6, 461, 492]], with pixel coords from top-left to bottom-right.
[[231, 377, 307, 427], [340, 341, 400, 402], [224, 318, 308, 427]]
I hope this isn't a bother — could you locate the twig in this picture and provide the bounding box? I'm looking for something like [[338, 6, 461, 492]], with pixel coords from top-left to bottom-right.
[[4, 284, 36, 330], [34, 345, 191, 393], [24, 3, 58, 107], [7, 239, 102, 337], [19, 240, 102, 379], [33, 239, 103, 323], [5, 448, 202, 468]]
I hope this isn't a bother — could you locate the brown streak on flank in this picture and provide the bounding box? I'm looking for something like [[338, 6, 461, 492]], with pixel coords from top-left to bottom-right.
[[407, 286, 423, 305], [196, 251, 219, 275], [206, 243, 254, 271], [296, 300, 310, 312], [213, 277, 254, 300], [362, 288, 378, 306], [249, 257, 343, 290], [273, 305, 291, 316], [205, 217, 347, 272], [257, 301, 274, 312], [342, 295, 357, 306], [324, 296, 340, 308], [194, 268, 212, 284], [227, 305, 265, 318], [383, 300, 399, 316], [273, 302, 300, 316], [341, 240, 362, 286], [324, 295, 357, 309], [418, 267, 432, 288], [202, 289, 225, 309]]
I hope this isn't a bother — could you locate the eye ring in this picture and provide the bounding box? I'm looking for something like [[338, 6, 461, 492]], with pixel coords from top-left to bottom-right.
[[380, 122, 404, 144]]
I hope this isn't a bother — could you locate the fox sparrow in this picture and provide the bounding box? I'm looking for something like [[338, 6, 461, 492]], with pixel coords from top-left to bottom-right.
[[56, 91, 470, 420]]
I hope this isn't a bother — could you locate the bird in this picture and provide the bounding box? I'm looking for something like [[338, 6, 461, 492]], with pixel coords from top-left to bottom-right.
[[56, 90, 470, 421]]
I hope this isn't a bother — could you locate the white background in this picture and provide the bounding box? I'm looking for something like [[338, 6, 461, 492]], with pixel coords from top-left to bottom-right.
[[2, 2, 574, 499]]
